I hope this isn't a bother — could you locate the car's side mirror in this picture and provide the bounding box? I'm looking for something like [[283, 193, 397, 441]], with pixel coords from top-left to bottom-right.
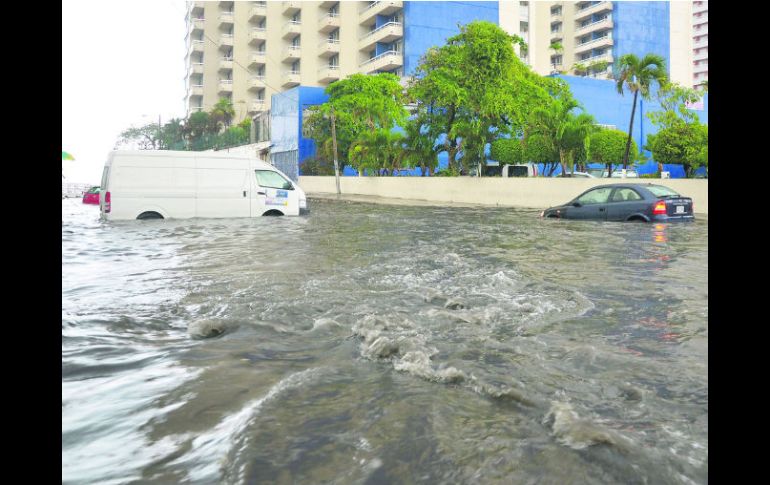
[[282, 182, 294, 190], [572, 202, 582, 207]]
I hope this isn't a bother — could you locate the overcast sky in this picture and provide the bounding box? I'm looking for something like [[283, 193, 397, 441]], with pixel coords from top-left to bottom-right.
[[62, 0, 188, 184]]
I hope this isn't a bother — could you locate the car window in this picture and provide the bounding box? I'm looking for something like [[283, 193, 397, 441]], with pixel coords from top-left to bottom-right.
[[255, 170, 291, 189], [646, 185, 679, 197], [610, 188, 642, 202], [576, 187, 613, 205]]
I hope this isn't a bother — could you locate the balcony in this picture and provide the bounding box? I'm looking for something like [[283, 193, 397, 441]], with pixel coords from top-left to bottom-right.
[[318, 13, 340, 33], [693, 2, 708, 14], [249, 4, 266, 22], [219, 11, 234, 26], [219, 34, 234, 49], [282, 45, 302, 62], [360, 50, 403, 74], [218, 79, 233, 94], [359, 22, 403, 51], [190, 1, 204, 15], [318, 38, 340, 58], [189, 62, 204, 75], [575, 15, 613, 34], [219, 57, 233, 71], [283, 1, 301, 15], [249, 51, 266, 67], [318, 65, 340, 83], [249, 101, 266, 113], [248, 76, 266, 90], [694, 50, 708, 62], [693, 37, 708, 49], [693, 62, 708, 74], [359, 1, 403, 26], [249, 27, 266, 45], [189, 85, 204, 97], [574, 1, 612, 21], [578, 52, 613, 65], [282, 20, 301, 39], [574, 34, 613, 55], [319, 1, 338, 8], [693, 13, 708, 26], [283, 70, 301, 87], [191, 18, 205, 32], [693, 25, 708, 36], [191, 39, 205, 54]]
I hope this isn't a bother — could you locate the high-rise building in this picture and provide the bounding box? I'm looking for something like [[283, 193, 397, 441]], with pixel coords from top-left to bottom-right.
[[183, 1, 696, 122], [692, 0, 707, 90]]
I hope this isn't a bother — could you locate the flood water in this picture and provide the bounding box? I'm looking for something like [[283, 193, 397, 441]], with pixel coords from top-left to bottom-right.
[[62, 197, 707, 484]]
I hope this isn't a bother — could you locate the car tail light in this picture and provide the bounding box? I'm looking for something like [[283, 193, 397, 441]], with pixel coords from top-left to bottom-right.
[[104, 191, 111, 213], [653, 200, 666, 215]]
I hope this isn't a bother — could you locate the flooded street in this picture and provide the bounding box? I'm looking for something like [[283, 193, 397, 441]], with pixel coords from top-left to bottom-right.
[[62, 197, 707, 484]]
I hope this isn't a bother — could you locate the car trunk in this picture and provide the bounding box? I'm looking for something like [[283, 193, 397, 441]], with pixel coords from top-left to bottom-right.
[[664, 197, 693, 217]]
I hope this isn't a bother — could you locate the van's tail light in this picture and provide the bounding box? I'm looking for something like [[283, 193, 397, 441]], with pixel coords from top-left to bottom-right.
[[104, 191, 111, 213], [653, 200, 666, 215]]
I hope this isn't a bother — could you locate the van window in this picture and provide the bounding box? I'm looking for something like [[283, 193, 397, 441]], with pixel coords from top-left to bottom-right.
[[510, 166, 529, 177], [255, 170, 292, 189]]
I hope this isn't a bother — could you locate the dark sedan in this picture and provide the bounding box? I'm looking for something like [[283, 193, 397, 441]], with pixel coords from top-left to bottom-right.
[[541, 183, 694, 222]]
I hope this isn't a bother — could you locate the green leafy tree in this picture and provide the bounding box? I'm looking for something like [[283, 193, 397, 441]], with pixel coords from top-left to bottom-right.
[[587, 128, 640, 174], [525, 91, 597, 176], [115, 123, 162, 150], [615, 53, 668, 171], [210, 97, 236, 131], [396, 117, 439, 176], [300, 156, 336, 176], [305, 73, 407, 175], [490, 138, 524, 165], [408, 21, 552, 175], [523, 134, 559, 176], [572, 62, 588, 76], [646, 81, 706, 174], [645, 122, 707, 177]]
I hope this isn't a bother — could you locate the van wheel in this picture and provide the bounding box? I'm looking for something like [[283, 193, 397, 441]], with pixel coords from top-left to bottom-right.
[[137, 211, 164, 220], [262, 210, 284, 217]]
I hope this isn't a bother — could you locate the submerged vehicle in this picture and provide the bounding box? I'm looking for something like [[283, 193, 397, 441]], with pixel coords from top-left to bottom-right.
[[100, 150, 308, 220], [541, 183, 694, 222]]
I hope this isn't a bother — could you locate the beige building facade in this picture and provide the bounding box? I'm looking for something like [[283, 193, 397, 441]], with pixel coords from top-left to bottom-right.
[[184, 1, 697, 122], [184, 1, 405, 120]]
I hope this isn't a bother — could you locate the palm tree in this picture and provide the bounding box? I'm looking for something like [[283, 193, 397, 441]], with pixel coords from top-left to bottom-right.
[[210, 97, 236, 131], [549, 41, 563, 74], [615, 53, 667, 173], [526, 94, 597, 176], [397, 119, 438, 176]]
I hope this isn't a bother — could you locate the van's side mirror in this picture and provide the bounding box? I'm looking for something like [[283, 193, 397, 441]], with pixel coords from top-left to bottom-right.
[[572, 202, 582, 207], [282, 182, 294, 190]]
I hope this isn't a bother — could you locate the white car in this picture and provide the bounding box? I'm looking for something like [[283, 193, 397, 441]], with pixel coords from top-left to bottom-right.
[[560, 171, 596, 178], [603, 170, 639, 178]]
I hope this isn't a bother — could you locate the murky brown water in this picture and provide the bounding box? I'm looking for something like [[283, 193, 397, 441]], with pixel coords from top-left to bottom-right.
[[62, 197, 707, 484]]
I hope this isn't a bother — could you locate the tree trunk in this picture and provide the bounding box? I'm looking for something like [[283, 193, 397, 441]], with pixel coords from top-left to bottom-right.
[[622, 89, 639, 170]]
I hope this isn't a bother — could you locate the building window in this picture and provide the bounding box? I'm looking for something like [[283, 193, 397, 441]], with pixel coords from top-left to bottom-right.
[[520, 21, 529, 33], [551, 22, 562, 33], [329, 54, 339, 68], [551, 55, 562, 65], [551, 6, 562, 15]]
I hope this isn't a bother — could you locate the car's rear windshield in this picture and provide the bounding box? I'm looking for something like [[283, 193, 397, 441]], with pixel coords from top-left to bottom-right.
[[646, 185, 679, 197]]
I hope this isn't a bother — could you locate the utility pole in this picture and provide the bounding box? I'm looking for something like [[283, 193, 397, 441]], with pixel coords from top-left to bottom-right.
[[330, 106, 341, 195]]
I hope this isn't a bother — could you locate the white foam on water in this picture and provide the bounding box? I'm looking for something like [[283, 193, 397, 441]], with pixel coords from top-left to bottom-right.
[[544, 401, 635, 451]]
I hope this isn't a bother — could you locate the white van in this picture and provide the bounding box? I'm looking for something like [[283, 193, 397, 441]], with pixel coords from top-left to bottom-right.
[[502, 163, 539, 177], [99, 150, 307, 220]]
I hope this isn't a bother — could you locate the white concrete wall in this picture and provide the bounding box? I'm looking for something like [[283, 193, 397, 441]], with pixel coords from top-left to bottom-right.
[[298, 176, 709, 214]]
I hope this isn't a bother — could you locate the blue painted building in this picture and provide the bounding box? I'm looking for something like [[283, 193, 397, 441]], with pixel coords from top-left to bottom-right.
[[402, 1, 499, 75], [270, 2, 706, 179]]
